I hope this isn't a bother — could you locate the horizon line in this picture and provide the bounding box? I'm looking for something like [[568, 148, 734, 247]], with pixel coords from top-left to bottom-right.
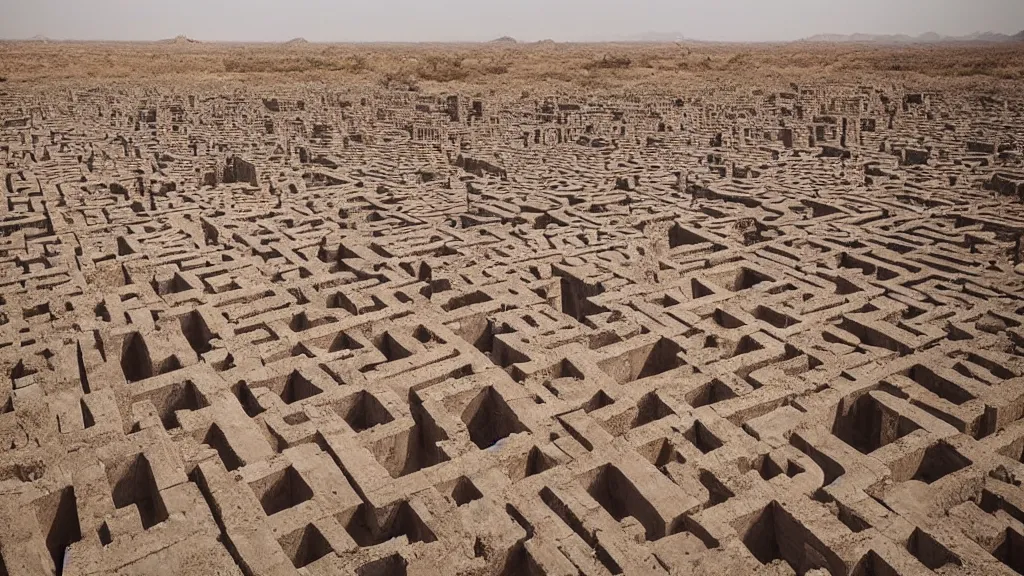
[[3, 29, 1021, 46]]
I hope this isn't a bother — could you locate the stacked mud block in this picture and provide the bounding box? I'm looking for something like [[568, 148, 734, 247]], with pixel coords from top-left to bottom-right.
[[4, 74, 1024, 575]]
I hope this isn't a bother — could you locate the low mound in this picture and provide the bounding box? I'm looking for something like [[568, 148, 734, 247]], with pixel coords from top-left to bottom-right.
[[161, 35, 200, 44]]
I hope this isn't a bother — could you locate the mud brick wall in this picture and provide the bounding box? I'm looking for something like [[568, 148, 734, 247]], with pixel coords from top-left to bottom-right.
[[1, 78, 1024, 576]]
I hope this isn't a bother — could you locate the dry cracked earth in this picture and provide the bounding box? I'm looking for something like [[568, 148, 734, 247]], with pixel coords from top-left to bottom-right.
[[3, 45, 1024, 576]]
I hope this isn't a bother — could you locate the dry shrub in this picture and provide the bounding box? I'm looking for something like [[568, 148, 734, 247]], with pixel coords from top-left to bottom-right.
[[584, 54, 632, 71], [379, 71, 420, 91], [726, 51, 751, 65], [406, 54, 511, 83], [223, 52, 369, 74], [1, 41, 1022, 87], [540, 69, 577, 82], [824, 45, 1024, 79], [414, 55, 469, 81]]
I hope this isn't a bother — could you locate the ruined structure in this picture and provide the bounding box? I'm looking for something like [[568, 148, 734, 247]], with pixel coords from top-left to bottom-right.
[[1, 74, 1024, 576]]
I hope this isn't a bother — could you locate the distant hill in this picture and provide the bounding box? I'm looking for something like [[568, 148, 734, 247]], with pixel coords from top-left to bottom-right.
[[962, 31, 1018, 42], [802, 31, 1021, 44], [490, 36, 517, 44], [159, 35, 200, 44], [1015, 30, 1024, 41], [284, 37, 309, 45]]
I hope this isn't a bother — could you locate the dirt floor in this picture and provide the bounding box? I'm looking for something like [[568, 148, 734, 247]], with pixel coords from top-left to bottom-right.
[[2, 40, 1024, 575]]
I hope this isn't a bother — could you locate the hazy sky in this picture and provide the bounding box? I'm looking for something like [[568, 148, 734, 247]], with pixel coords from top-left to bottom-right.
[[3, 0, 1023, 43]]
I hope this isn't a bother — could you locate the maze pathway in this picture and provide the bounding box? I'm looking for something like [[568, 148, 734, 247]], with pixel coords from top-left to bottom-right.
[[1, 81, 1024, 575]]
